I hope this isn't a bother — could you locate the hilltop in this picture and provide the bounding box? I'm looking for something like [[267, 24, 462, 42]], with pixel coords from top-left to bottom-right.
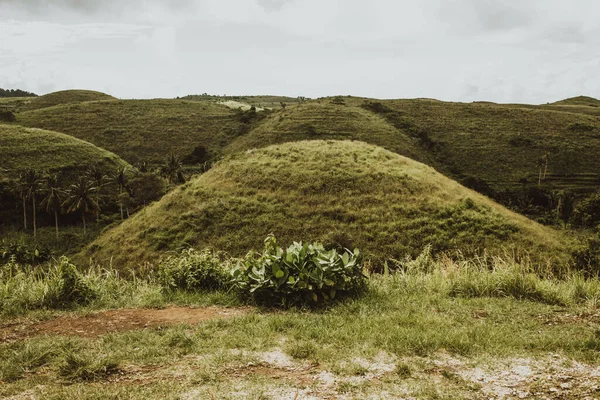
[[551, 95, 600, 107], [20, 90, 116, 111], [80, 140, 570, 270], [0, 124, 130, 180], [16, 99, 245, 165]]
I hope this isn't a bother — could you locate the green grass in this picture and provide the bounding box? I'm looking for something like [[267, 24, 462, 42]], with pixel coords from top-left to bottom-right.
[[16, 99, 247, 165], [79, 140, 571, 271], [0, 124, 130, 180], [20, 90, 116, 112], [2, 252, 600, 398], [551, 95, 600, 107]]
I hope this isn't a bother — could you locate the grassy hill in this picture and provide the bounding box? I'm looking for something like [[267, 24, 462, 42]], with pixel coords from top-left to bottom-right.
[[349, 98, 600, 193], [0, 124, 130, 180], [80, 140, 570, 270], [551, 96, 600, 107], [21, 90, 116, 111], [15, 100, 245, 165], [225, 99, 433, 165]]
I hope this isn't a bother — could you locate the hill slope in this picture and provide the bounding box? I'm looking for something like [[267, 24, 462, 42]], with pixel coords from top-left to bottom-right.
[[551, 96, 600, 107], [80, 141, 570, 270], [0, 124, 130, 180], [225, 99, 432, 165], [16, 100, 245, 165], [21, 90, 116, 111]]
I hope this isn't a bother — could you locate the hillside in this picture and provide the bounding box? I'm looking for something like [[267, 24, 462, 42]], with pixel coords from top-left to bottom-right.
[[80, 140, 570, 270], [0, 124, 130, 180], [225, 99, 433, 165], [351, 98, 600, 193], [21, 90, 116, 111], [551, 95, 600, 107], [16, 100, 245, 165]]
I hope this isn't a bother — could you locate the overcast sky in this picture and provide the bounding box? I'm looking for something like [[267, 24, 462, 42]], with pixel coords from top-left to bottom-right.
[[1, 0, 599, 103]]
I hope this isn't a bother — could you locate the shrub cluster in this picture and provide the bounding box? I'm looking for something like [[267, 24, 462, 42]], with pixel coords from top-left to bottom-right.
[[230, 235, 367, 306], [158, 248, 229, 291]]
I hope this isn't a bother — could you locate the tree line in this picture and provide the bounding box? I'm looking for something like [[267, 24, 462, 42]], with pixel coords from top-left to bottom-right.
[[0, 88, 37, 98]]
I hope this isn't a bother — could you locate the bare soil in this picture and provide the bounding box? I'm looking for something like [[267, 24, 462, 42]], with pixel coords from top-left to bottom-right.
[[0, 306, 249, 343]]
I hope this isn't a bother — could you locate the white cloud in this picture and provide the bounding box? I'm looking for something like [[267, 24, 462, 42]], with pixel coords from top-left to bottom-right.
[[0, 0, 598, 102]]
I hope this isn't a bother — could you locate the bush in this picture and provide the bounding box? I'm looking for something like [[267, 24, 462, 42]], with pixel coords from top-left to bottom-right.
[[571, 231, 600, 277], [231, 235, 367, 307], [0, 110, 16, 122], [49, 257, 97, 307], [158, 248, 229, 291]]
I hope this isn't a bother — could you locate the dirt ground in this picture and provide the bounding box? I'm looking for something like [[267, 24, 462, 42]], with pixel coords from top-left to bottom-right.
[[0, 306, 249, 343]]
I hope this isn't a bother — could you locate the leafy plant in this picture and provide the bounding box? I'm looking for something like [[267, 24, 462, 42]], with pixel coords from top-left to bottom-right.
[[49, 257, 97, 307], [158, 248, 229, 291], [231, 235, 367, 306]]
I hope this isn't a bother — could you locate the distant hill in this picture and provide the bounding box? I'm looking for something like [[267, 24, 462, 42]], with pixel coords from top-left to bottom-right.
[[16, 99, 245, 165], [0, 124, 130, 181], [551, 96, 600, 107], [79, 140, 570, 270], [0, 88, 37, 98], [21, 90, 116, 111]]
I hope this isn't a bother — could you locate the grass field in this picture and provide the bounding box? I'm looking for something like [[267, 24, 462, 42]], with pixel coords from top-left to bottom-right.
[[19, 90, 116, 112], [0, 124, 130, 180], [15, 99, 245, 165], [1, 253, 600, 399], [79, 140, 571, 271]]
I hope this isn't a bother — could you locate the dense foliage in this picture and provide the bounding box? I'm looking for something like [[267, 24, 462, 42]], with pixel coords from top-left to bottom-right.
[[0, 88, 37, 97], [158, 248, 229, 291], [231, 235, 367, 306]]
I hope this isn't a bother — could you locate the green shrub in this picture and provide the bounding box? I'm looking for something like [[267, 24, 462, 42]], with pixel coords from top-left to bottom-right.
[[158, 248, 229, 291], [231, 235, 367, 307], [49, 257, 97, 307], [571, 231, 600, 277]]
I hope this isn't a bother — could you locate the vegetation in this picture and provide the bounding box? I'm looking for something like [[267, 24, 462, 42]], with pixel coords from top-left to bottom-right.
[[80, 141, 571, 271], [19, 90, 115, 111], [158, 248, 229, 291], [16, 99, 246, 165], [0, 88, 37, 98], [231, 235, 366, 306]]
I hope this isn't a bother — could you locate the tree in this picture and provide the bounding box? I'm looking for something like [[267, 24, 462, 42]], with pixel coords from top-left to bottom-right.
[[130, 172, 166, 207], [542, 152, 550, 179], [113, 167, 128, 220], [15, 173, 29, 230], [39, 174, 63, 240], [63, 176, 99, 235], [555, 190, 575, 228], [22, 169, 43, 239], [536, 157, 545, 186], [162, 154, 183, 185], [87, 165, 109, 222]]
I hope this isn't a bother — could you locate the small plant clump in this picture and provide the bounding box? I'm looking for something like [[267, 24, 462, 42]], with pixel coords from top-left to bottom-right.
[[158, 248, 230, 291], [230, 235, 367, 307]]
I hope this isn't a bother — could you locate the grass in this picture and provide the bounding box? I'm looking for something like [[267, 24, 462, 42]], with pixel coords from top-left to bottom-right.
[[79, 140, 571, 271], [20, 90, 116, 112], [1, 251, 600, 398], [0, 124, 130, 181], [16, 99, 248, 165]]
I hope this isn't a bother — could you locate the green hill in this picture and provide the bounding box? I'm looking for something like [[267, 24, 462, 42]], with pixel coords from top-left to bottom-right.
[[225, 99, 432, 165], [16, 100, 245, 165], [21, 90, 116, 111], [0, 124, 130, 180], [80, 140, 570, 270], [551, 96, 600, 107]]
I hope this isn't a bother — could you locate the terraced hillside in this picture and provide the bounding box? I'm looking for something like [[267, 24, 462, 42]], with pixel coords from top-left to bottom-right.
[[0, 124, 130, 180], [16, 100, 245, 165], [80, 141, 570, 270], [20, 90, 116, 111]]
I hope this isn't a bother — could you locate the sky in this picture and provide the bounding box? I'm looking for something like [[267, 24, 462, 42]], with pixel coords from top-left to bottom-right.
[[1, 0, 599, 103]]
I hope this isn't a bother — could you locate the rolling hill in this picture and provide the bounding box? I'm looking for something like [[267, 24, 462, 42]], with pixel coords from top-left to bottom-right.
[[0, 124, 130, 180], [80, 140, 570, 270], [15, 99, 245, 165], [20, 90, 116, 111]]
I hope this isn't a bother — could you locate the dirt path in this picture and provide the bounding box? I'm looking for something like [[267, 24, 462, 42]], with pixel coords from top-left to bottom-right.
[[0, 306, 249, 343]]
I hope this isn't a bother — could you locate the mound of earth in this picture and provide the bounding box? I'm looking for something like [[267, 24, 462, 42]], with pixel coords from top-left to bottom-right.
[[21, 89, 116, 111], [80, 140, 569, 270], [0, 125, 130, 180]]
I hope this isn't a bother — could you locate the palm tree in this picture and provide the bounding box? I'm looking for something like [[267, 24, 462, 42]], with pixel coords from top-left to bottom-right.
[[542, 152, 550, 179], [39, 174, 63, 240], [87, 165, 109, 222], [63, 176, 99, 235], [536, 157, 545, 186], [22, 169, 43, 239], [15, 173, 29, 230], [162, 154, 182, 184], [113, 167, 128, 220]]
